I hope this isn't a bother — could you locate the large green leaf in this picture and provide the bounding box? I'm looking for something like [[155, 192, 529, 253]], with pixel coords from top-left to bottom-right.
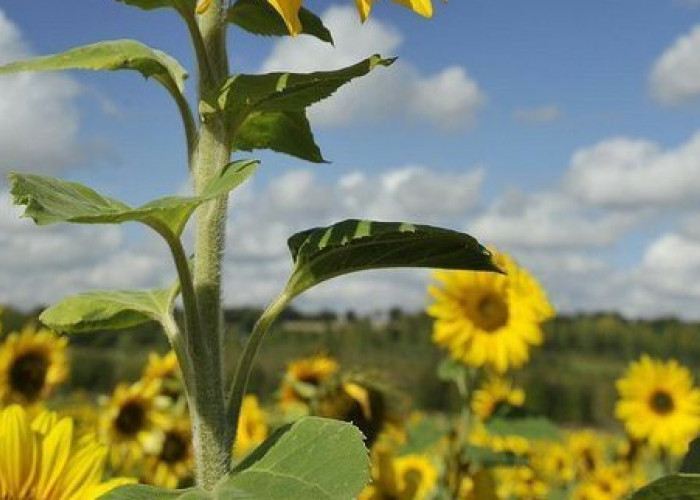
[[0, 39, 188, 93], [284, 219, 500, 298], [233, 111, 325, 163], [215, 417, 369, 499], [220, 55, 393, 115], [227, 0, 332, 44], [115, 0, 196, 12], [40, 287, 177, 333], [101, 485, 209, 500], [10, 159, 257, 236], [630, 474, 700, 499], [217, 55, 392, 162]]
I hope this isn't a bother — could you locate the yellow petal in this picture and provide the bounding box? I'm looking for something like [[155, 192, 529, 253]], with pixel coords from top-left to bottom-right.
[[355, 0, 373, 22], [36, 417, 73, 498], [195, 0, 213, 14], [267, 0, 303, 35], [392, 0, 433, 18]]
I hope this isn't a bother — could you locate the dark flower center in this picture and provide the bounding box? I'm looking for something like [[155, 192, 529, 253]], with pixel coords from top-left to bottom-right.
[[160, 430, 189, 464], [9, 350, 49, 402], [475, 293, 509, 332], [115, 401, 146, 436], [650, 390, 674, 415]]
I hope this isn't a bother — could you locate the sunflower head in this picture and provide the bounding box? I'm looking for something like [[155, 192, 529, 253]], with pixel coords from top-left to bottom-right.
[[615, 355, 700, 455], [494, 465, 548, 500], [317, 375, 397, 448], [278, 354, 339, 409], [0, 324, 68, 406], [100, 380, 169, 469], [566, 429, 606, 476], [471, 376, 525, 420], [142, 350, 184, 402], [360, 448, 438, 500], [427, 250, 553, 374], [234, 394, 268, 459], [144, 412, 194, 489], [0, 405, 134, 498]]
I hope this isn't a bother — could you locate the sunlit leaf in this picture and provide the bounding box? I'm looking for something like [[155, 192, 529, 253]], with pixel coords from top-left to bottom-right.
[[215, 417, 369, 499], [40, 287, 178, 334], [485, 416, 561, 441], [0, 39, 188, 92], [10, 159, 257, 236], [285, 219, 499, 298]]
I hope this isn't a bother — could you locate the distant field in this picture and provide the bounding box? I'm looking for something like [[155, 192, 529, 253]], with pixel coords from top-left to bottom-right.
[[4, 305, 699, 428]]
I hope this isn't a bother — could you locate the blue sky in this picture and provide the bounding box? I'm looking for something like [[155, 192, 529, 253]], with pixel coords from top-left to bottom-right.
[[2, 1, 700, 317]]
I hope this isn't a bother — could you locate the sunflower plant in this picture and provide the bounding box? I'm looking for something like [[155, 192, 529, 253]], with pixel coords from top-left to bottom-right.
[[0, 0, 500, 496]]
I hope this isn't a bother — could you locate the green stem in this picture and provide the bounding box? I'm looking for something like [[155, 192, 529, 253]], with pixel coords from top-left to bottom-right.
[[227, 292, 290, 450], [187, 0, 233, 489], [162, 80, 198, 164]]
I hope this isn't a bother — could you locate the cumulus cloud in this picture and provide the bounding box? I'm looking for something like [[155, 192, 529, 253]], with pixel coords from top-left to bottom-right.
[[0, 10, 88, 173], [563, 132, 700, 208], [222, 165, 484, 307], [470, 190, 639, 249], [0, 192, 175, 306], [512, 105, 561, 124], [650, 24, 700, 105], [261, 6, 485, 129]]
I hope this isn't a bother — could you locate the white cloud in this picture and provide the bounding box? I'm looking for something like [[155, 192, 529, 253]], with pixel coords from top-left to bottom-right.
[[512, 105, 561, 124], [650, 24, 700, 105], [0, 10, 87, 173], [261, 6, 485, 129], [470, 190, 639, 249], [564, 132, 700, 208], [223, 165, 484, 307]]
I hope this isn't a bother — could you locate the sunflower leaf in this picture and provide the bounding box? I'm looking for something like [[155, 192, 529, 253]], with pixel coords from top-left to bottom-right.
[[213, 55, 392, 162], [629, 474, 700, 499], [9, 159, 257, 236], [233, 111, 325, 163], [214, 417, 369, 499], [284, 219, 500, 299], [0, 39, 188, 93], [40, 286, 178, 334], [227, 0, 332, 44], [100, 484, 210, 499]]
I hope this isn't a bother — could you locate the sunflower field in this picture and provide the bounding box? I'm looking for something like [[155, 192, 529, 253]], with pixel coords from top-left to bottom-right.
[[1, 0, 699, 499]]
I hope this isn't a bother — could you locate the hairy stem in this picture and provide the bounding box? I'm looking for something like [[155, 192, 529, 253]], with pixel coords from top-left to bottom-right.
[[185, 0, 234, 489]]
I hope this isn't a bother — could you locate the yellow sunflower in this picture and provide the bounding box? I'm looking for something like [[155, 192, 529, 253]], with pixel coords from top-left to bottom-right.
[[142, 350, 184, 402], [0, 324, 68, 406], [494, 465, 548, 500], [0, 405, 133, 499], [216, 0, 433, 36], [566, 429, 606, 477], [427, 251, 554, 374], [99, 380, 169, 470], [531, 441, 575, 486], [615, 355, 700, 455], [279, 354, 339, 409], [360, 447, 438, 500], [233, 394, 269, 459], [468, 421, 530, 457], [144, 413, 194, 488], [470, 377, 525, 420], [571, 463, 631, 500]]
